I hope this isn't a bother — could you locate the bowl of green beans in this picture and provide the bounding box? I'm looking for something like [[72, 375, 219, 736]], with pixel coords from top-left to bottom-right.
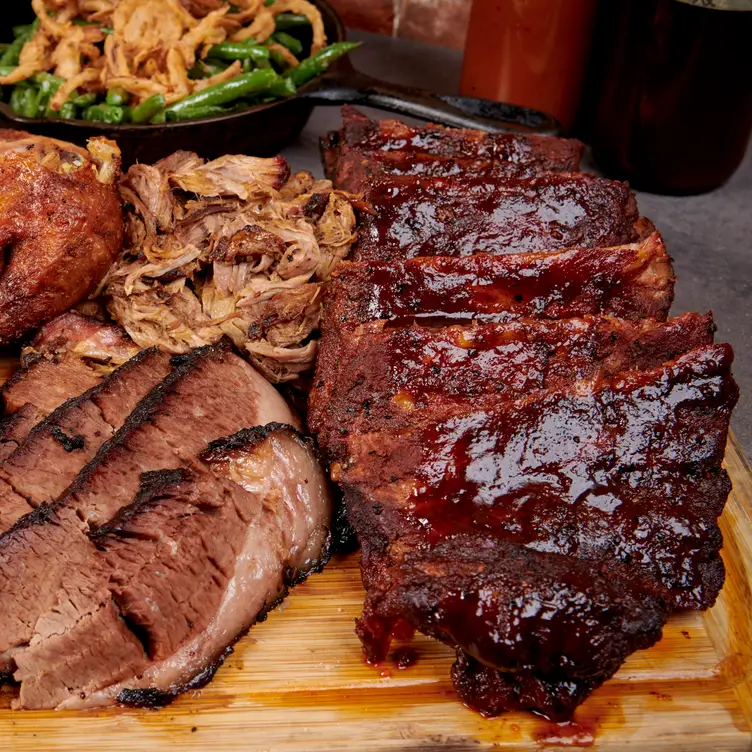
[[0, 0, 558, 166], [0, 0, 356, 164]]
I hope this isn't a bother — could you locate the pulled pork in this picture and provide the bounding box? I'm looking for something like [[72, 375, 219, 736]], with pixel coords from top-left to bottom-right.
[[104, 151, 357, 382]]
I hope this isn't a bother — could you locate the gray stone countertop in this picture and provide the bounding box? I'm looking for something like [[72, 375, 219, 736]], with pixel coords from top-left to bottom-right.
[[282, 30, 752, 456]]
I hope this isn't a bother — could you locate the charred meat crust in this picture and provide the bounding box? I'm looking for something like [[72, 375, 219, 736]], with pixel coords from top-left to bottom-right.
[[61, 344, 227, 504], [201, 421, 318, 464], [91, 469, 188, 541], [20, 347, 161, 449]]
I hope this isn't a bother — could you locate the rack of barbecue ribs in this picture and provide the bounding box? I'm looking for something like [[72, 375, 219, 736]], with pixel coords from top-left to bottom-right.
[[309, 107, 738, 721]]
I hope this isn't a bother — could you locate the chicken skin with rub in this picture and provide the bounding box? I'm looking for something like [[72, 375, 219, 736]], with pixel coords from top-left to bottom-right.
[[0, 130, 123, 344]]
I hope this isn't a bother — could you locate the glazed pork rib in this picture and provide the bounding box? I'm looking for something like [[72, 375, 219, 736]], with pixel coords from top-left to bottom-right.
[[334, 345, 737, 717], [309, 312, 716, 459], [12, 424, 332, 710], [351, 173, 644, 262], [321, 105, 583, 184], [325, 233, 674, 329], [0, 344, 297, 679]]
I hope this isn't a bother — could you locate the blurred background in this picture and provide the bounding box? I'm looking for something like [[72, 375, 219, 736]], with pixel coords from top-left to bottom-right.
[[329, 0, 752, 195]]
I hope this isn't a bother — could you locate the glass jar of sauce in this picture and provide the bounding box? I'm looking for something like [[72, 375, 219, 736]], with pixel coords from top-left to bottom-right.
[[590, 0, 752, 194], [460, 0, 599, 132]]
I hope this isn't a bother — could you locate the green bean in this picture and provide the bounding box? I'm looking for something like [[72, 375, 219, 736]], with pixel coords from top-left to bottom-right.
[[166, 104, 232, 122], [150, 109, 166, 124], [12, 24, 33, 39], [21, 87, 41, 118], [207, 41, 271, 64], [265, 76, 296, 98], [165, 68, 278, 118], [271, 31, 303, 56], [106, 86, 130, 106], [59, 102, 78, 120], [34, 72, 64, 93], [130, 93, 165, 124], [289, 42, 359, 87], [267, 48, 287, 70], [71, 19, 113, 35], [0, 35, 28, 67], [72, 92, 97, 108], [83, 104, 125, 124], [274, 13, 310, 30], [264, 0, 276, 6], [9, 86, 27, 114], [0, 65, 15, 78]]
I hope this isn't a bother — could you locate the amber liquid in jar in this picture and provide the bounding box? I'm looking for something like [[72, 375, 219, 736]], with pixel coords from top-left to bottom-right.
[[460, 0, 598, 132], [590, 0, 752, 194]]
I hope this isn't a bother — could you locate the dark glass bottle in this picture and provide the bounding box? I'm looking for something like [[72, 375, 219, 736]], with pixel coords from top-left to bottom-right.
[[590, 0, 752, 195]]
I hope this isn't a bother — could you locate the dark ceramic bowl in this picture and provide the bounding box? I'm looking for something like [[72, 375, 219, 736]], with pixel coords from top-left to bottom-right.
[[0, 0, 560, 164]]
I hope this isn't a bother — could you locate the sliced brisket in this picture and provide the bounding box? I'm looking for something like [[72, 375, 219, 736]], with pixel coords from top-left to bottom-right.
[[324, 233, 674, 330], [309, 312, 715, 459], [0, 312, 139, 459], [0, 348, 173, 526], [12, 424, 332, 710], [351, 173, 641, 262], [0, 344, 298, 676]]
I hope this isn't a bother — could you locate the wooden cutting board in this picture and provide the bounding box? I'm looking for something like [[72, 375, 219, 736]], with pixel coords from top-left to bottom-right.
[[0, 359, 750, 751]]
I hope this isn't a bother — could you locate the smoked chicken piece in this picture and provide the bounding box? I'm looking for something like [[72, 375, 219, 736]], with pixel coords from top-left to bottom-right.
[[0, 343, 296, 679], [321, 105, 583, 182], [324, 233, 674, 330], [8, 425, 332, 710], [308, 312, 716, 459], [0, 132, 123, 344], [351, 172, 642, 262], [0, 313, 140, 460], [334, 345, 737, 718]]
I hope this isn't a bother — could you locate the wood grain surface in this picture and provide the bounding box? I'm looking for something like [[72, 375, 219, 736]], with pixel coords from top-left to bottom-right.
[[0, 357, 749, 751]]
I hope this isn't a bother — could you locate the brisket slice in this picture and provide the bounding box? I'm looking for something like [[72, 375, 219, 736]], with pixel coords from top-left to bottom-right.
[[308, 312, 715, 459], [335, 345, 736, 717], [324, 233, 674, 330], [12, 424, 332, 710], [0, 312, 139, 459], [0, 348, 173, 529], [62, 342, 298, 527], [321, 105, 583, 180], [351, 173, 641, 262], [0, 354, 102, 460], [0, 343, 297, 675]]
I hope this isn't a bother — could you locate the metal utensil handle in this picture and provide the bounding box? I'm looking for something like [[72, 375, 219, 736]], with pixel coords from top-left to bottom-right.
[[301, 67, 561, 135]]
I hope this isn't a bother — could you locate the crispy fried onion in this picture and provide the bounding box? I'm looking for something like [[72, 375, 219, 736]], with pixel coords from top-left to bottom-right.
[[105, 151, 357, 383], [0, 0, 328, 108]]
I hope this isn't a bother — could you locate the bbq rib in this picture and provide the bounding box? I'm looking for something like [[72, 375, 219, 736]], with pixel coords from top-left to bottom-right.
[[321, 105, 583, 183], [309, 108, 738, 720], [351, 173, 643, 262], [309, 312, 716, 460], [325, 233, 674, 328]]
